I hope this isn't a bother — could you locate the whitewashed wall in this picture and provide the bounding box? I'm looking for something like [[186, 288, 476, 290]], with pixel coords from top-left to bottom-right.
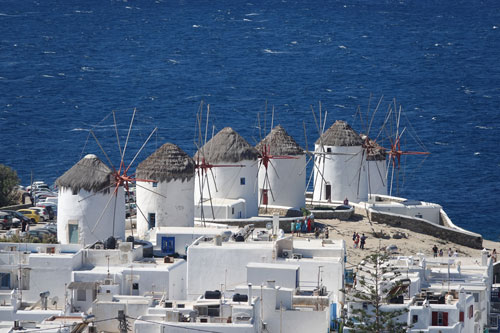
[[257, 155, 306, 210], [194, 160, 258, 218], [366, 159, 387, 196], [57, 187, 125, 245], [313, 144, 365, 203], [136, 178, 194, 237]]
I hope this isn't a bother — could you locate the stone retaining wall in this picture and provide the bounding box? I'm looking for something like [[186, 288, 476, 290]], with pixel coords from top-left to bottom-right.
[[369, 209, 483, 249], [0, 203, 32, 211]]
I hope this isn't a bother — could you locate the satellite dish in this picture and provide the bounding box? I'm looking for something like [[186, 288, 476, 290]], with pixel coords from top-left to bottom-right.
[[51, 296, 59, 306], [265, 222, 272, 230]]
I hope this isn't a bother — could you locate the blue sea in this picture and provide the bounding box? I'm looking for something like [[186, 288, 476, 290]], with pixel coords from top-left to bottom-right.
[[0, 0, 499, 240]]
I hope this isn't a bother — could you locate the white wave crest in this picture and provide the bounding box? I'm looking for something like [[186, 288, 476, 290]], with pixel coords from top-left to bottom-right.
[[70, 128, 90, 132], [262, 49, 284, 54]]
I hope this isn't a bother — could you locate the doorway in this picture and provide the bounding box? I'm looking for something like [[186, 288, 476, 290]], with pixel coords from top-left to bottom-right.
[[148, 213, 156, 229], [325, 184, 331, 201]]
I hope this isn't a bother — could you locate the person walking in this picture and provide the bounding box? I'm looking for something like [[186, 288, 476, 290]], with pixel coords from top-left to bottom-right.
[[296, 219, 301, 236], [325, 228, 329, 239], [439, 248, 444, 257], [432, 245, 438, 258], [448, 248, 452, 257], [354, 233, 360, 248], [360, 234, 367, 250], [493, 249, 497, 263], [314, 227, 320, 239], [291, 221, 295, 236]]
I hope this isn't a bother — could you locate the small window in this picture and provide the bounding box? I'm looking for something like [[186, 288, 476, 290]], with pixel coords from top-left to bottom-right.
[[72, 188, 78, 195], [77, 289, 86, 301], [473, 292, 479, 302], [132, 283, 139, 290], [0, 273, 10, 288], [469, 305, 474, 319], [326, 147, 332, 153], [152, 182, 158, 188], [412, 315, 418, 324], [232, 207, 234, 215], [240, 177, 245, 185]]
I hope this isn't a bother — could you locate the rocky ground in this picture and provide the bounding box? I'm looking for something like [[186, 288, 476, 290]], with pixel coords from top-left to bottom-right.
[[293, 215, 499, 267]]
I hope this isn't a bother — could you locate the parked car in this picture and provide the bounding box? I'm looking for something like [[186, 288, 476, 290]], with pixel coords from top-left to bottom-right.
[[38, 201, 57, 214], [17, 209, 40, 223], [43, 197, 58, 205], [36, 203, 55, 220], [0, 211, 22, 228], [0, 212, 12, 230], [42, 223, 57, 235], [26, 229, 54, 241], [2, 210, 32, 226], [29, 207, 50, 221]]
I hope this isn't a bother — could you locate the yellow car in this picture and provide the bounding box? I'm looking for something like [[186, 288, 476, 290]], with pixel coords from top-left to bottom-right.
[[17, 209, 40, 223]]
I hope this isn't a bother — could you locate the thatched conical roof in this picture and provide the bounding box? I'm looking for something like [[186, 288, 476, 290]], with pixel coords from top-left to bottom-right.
[[136, 143, 195, 183], [56, 154, 113, 193], [315, 120, 363, 147], [255, 125, 304, 156], [194, 127, 259, 163], [360, 134, 387, 161]]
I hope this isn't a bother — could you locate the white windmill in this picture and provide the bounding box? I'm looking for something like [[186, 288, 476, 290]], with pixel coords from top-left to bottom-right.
[[57, 109, 158, 246], [255, 125, 306, 212], [194, 127, 260, 219], [135, 143, 195, 237]]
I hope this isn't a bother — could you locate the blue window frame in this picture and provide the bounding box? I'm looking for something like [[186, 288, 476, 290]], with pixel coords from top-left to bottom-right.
[[240, 177, 245, 185]]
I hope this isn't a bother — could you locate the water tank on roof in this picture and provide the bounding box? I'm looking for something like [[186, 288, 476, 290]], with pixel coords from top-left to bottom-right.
[[105, 236, 116, 250], [232, 293, 248, 302], [204, 290, 221, 299]]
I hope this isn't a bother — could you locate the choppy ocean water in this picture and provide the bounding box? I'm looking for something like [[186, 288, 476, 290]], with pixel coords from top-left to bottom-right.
[[0, 0, 499, 240]]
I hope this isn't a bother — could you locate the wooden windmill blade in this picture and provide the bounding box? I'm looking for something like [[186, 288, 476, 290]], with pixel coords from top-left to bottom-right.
[[83, 109, 165, 240], [376, 100, 430, 196]]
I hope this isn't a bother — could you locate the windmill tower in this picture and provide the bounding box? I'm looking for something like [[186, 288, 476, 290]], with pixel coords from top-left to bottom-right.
[[361, 134, 388, 197], [194, 127, 259, 219], [312, 120, 366, 203], [56, 154, 125, 245], [255, 125, 305, 211], [135, 143, 195, 237]]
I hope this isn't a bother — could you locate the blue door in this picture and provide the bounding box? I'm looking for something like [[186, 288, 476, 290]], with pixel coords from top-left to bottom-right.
[[161, 236, 175, 255]]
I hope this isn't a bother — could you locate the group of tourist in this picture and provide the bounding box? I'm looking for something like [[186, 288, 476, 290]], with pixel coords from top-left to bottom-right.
[[352, 232, 367, 249], [290, 214, 329, 239], [432, 245, 458, 258]]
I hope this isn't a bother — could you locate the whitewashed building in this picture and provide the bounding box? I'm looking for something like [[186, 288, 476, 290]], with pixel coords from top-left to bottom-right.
[[136, 143, 195, 237], [344, 252, 493, 332], [186, 229, 345, 325], [313, 120, 366, 203], [255, 125, 306, 211], [56, 154, 125, 245], [194, 127, 259, 219]]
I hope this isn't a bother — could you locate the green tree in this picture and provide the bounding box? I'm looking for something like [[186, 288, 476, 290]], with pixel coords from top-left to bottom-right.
[[342, 251, 410, 333], [0, 164, 20, 207]]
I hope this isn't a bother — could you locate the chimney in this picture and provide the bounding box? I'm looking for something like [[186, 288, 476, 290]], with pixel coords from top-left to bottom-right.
[[482, 248, 489, 266]]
